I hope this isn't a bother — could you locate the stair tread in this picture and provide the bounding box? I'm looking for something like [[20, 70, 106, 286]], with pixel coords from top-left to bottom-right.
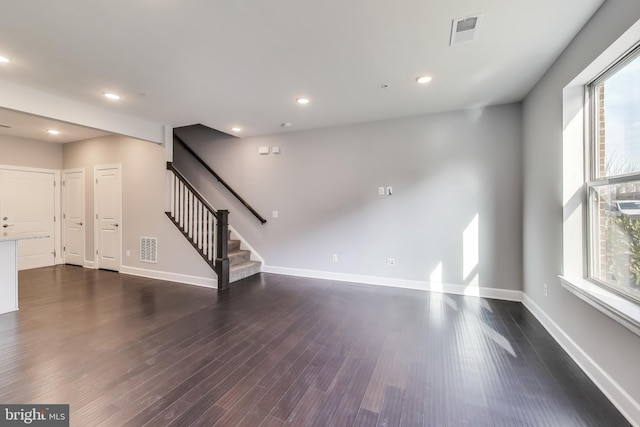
[[230, 260, 261, 270], [229, 260, 261, 284], [228, 248, 250, 255]]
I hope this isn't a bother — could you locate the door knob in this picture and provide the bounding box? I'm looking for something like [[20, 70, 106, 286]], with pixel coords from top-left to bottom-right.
[[2, 224, 13, 228], [111, 223, 119, 227], [75, 222, 83, 226]]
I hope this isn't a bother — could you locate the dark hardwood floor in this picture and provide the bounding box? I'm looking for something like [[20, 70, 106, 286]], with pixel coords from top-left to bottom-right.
[[0, 266, 630, 426]]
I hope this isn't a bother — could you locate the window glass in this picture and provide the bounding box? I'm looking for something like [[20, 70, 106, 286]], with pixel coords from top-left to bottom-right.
[[593, 53, 640, 179], [590, 183, 640, 302], [588, 47, 640, 302]]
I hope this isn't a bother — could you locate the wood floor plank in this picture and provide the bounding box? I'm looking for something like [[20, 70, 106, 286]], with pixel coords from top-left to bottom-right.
[[282, 387, 325, 426], [377, 385, 404, 427], [353, 408, 381, 427], [359, 331, 399, 413], [0, 266, 630, 427], [213, 385, 269, 426], [329, 331, 386, 427]]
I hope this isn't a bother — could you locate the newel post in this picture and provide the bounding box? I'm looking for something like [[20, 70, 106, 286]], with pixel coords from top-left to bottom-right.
[[215, 210, 230, 291]]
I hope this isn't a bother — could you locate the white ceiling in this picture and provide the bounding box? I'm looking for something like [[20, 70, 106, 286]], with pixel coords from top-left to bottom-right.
[[0, 0, 604, 139]]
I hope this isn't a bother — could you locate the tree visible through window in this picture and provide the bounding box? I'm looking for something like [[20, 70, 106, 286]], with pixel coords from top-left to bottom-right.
[[588, 46, 640, 302]]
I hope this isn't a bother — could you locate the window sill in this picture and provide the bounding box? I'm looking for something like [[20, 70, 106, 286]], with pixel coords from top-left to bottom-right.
[[559, 276, 640, 337]]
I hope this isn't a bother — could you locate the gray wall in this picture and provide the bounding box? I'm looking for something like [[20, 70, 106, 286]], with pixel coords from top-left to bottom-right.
[[175, 103, 523, 291], [63, 135, 212, 279], [0, 134, 63, 170], [522, 0, 640, 420]]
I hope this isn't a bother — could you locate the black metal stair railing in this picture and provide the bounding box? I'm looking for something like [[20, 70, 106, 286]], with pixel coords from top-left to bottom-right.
[[173, 132, 267, 225], [165, 162, 229, 290]]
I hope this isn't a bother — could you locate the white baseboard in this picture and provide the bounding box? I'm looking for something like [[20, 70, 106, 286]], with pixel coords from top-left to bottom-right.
[[262, 265, 523, 302], [84, 260, 96, 269], [522, 294, 640, 427], [120, 265, 217, 289]]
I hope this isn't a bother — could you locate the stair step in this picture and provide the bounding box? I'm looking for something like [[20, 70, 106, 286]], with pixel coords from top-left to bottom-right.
[[228, 239, 241, 252], [229, 249, 251, 266], [230, 260, 261, 283]]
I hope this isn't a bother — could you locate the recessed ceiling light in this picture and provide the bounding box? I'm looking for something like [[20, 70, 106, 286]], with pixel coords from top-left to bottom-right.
[[104, 92, 121, 100], [231, 127, 242, 132], [281, 122, 293, 128], [47, 129, 60, 135], [0, 56, 9, 63], [296, 97, 310, 105], [416, 76, 433, 84]]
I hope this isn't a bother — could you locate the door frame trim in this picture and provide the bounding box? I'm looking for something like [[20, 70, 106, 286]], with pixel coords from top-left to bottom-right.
[[94, 164, 122, 271], [62, 168, 86, 267], [0, 164, 61, 265]]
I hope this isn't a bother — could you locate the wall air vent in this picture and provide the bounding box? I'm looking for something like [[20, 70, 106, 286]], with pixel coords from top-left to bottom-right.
[[140, 237, 158, 263], [450, 14, 483, 46]]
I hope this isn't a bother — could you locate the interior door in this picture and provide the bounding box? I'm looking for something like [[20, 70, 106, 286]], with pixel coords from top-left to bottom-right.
[[0, 169, 56, 270], [95, 165, 121, 271], [63, 170, 85, 266]]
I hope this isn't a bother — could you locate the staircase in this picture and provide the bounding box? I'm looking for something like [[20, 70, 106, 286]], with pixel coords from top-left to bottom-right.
[[228, 233, 261, 283], [166, 162, 262, 290]]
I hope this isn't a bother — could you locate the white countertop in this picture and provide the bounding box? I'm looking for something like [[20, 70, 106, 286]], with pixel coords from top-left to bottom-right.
[[0, 232, 50, 242]]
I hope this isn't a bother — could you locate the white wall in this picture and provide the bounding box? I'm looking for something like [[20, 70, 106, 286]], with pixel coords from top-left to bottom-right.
[[0, 134, 63, 169], [63, 135, 214, 286], [174, 103, 523, 296], [523, 0, 640, 424]]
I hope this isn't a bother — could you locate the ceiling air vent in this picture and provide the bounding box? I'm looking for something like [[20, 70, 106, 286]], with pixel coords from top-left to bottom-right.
[[450, 14, 483, 46]]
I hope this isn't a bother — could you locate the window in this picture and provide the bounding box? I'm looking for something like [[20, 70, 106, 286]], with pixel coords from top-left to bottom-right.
[[587, 46, 640, 303]]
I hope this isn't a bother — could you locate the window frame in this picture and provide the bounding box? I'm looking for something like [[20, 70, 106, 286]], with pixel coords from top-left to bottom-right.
[[585, 44, 640, 304]]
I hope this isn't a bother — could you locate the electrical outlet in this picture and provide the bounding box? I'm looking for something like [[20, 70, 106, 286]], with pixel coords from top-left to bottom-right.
[[332, 254, 338, 262], [272, 210, 279, 218], [378, 187, 385, 195], [544, 283, 548, 296], [387, 258, 396, 266], [126, 249, 131, 257]]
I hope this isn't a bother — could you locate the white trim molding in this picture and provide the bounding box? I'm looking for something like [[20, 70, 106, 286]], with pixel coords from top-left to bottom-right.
[[262, 265, 523, 302], [559, 276, 640, 337], [120, 265, 217, 289], [523, 294, 640, 427]]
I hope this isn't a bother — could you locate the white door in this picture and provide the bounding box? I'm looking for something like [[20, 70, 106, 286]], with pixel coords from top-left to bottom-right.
[[0, 169, 56, 270], [95, 165, 121, 271], [63, 170, 85, 266]]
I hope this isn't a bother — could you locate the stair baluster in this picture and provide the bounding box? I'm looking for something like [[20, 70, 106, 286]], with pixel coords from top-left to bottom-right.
[[165, 162, 230, 290]]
